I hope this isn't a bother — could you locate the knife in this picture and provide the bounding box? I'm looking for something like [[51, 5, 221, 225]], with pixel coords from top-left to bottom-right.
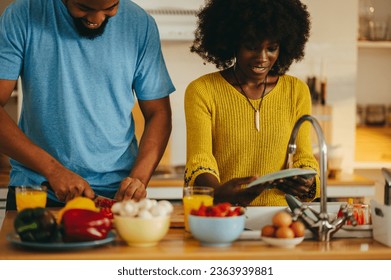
[[41, 181, 116, 206]]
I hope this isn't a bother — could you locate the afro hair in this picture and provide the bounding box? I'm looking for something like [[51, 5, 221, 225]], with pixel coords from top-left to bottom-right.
[[191, 0, 311, 75]]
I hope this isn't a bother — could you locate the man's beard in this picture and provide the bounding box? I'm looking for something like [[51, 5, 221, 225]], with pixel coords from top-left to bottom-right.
[[72, 17, 110, 40]]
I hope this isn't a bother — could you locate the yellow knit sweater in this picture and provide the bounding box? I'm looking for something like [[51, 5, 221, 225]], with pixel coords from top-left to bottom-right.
[[184, 72, 320, 206]]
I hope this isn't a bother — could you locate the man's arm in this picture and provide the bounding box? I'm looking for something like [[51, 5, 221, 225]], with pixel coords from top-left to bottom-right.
[[0, 79, 94, 201], [114, 96, 172, 201]]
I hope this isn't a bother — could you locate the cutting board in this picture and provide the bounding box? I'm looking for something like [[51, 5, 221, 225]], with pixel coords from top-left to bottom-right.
[[170, 204, 185, 228]]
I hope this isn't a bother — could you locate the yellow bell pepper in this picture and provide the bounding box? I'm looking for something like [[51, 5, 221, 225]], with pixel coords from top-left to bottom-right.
[[56, 197, 99, 224]]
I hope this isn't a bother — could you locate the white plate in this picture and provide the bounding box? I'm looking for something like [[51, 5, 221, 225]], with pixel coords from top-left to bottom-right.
[[261, 236, 304, 248], [247, 168, 317, 189]]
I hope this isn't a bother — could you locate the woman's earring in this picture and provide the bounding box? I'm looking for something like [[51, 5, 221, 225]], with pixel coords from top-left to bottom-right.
[[232, 56, 237, 70]]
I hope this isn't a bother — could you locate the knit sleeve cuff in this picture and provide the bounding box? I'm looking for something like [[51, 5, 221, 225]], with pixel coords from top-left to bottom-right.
[[184, 166, 219, 186]]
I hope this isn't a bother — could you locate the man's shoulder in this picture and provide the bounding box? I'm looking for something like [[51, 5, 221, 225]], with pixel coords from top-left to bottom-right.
[[119, 0, 153, 20]]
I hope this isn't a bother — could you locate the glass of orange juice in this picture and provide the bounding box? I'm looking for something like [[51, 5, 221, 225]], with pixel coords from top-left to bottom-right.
[[15, 185, 48, 212], [183, 186, 214, 232]]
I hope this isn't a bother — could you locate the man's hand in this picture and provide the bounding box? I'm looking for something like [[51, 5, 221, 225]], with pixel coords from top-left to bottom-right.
[[114, 177, 147, 201], [46, 167, 94, 202]]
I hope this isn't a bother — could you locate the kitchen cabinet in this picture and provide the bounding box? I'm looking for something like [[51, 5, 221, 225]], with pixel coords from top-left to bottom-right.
[[0, 168, 9, 227], [0, 187, 6, 228]]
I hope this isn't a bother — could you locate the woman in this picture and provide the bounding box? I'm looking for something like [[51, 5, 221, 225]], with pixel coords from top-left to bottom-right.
[[184, 0, 320, 206]]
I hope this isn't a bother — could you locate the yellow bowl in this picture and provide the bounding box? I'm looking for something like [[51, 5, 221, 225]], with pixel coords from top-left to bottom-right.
[[114, 215, 170, 247]]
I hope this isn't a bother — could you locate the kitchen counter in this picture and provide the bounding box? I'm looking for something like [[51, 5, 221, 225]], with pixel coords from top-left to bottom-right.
[[0, 171, 376, 201], [1, 206, 391, 260]]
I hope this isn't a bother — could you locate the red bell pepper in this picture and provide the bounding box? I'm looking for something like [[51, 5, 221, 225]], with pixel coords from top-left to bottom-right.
[[61, 208, 112, 242]]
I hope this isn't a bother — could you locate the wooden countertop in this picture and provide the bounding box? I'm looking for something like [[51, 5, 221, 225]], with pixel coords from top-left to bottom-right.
[[1, 206, 391, 260], [327, 173, 374, 186]]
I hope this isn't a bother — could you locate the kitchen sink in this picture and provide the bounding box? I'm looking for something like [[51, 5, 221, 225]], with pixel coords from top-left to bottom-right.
[[243, 203, 372, 240]]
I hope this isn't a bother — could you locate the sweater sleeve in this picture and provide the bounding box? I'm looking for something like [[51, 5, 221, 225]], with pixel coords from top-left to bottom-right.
[[184, 78, 220, 186]]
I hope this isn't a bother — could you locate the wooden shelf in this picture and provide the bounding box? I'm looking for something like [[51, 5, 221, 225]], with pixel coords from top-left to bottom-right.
[[358, 40, 391, 49]]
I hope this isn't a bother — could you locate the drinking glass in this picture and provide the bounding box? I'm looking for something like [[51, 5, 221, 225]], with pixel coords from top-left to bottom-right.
[[182, 186, 214, 232], [15, 185, 48, 212]]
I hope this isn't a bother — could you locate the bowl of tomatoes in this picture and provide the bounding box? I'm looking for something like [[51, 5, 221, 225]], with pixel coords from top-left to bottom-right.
[[188, 202, 245, 247]]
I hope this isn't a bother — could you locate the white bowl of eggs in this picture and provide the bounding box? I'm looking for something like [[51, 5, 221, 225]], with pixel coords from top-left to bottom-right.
[[111, 199, 173, 247], [260, 211, 305, 248]]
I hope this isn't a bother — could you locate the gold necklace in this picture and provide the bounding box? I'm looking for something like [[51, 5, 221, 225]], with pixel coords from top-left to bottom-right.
[[232, 70, 267, 132]]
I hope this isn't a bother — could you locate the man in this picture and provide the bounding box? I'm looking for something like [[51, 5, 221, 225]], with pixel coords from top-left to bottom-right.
[[0, 0, 175, 210]]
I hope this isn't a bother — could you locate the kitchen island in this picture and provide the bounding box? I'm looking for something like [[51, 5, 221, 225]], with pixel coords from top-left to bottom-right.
[[1, 206, 391, 260]]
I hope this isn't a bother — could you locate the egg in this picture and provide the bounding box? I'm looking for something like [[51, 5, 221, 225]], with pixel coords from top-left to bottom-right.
[[111, 202, 123, 214], [150, 204, 169, 217], [261, 225, 276, 237], [290, 221, 305, 237], [158, 200, 174, 214], [113, 199, 173, 219], [138, 209, 153, 219], [138, 198, 154, 210], [272, 211, 293, 227], [123, 202, 138, 217], [275, 226, 295, 239]]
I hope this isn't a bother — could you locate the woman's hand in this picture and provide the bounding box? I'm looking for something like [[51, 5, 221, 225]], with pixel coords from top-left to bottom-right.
[[274, 175, 316, 198], [214, 176, 269, 206]]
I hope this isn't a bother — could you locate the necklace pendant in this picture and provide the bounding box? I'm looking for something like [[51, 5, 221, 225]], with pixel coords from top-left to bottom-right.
[[255, 110, 260, 132]]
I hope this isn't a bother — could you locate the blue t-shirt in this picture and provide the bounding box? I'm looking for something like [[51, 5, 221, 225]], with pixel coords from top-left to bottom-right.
[[0, 0, 175, 200]]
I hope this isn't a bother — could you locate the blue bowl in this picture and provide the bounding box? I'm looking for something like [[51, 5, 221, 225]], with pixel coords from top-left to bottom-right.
[[189, 214, 246, 247]]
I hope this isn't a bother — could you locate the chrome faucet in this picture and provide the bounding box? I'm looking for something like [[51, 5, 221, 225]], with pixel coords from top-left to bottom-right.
[[285, 114, 356, 242]]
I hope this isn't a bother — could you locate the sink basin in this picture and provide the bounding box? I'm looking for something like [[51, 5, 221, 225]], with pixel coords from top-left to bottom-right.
[[245, 206, 286, 231]]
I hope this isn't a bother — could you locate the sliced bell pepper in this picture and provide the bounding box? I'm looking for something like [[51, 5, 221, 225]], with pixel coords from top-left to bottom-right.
[[61, 208, 112, 242]]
